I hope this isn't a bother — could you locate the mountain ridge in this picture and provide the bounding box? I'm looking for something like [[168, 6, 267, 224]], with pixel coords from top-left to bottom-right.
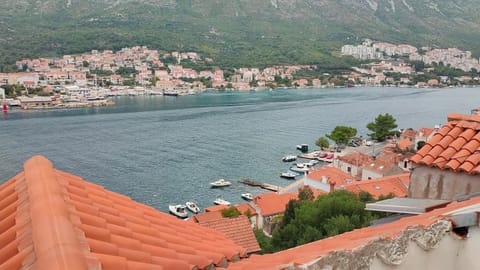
[[1, 0, 479, 70]]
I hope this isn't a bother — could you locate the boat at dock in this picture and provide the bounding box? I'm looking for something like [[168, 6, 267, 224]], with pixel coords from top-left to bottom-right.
[[241, 193, 253, 201], [169, 204, 188, 219], [296, 144, 309, 152], [213, 197, 231, 206], [280, 172, 298, 179], [185, 201, 201, 214], [290, 163, 311, 173], [282, 155, 297, 162], [210, 179, 232, 188]]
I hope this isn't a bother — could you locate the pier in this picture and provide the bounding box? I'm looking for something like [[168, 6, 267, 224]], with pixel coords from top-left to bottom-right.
[[239, 179, 280, 192]]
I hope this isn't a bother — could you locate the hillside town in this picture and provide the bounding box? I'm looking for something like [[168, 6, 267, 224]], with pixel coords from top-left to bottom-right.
[[0, 41, 479, 109]]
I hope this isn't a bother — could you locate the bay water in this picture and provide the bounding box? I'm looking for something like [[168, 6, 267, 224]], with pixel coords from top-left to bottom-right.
[[1, 87, 479, 212]]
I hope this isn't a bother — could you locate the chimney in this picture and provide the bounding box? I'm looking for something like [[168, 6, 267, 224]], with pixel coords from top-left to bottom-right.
[[328, 179, 336, 192]]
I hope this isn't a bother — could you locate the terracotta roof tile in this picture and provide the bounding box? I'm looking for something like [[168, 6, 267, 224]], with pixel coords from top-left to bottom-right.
[[307, 166, 354, 186], [235, 203, 257, 216], [226, 197, 480, 270], [197, 216, 261, 254], [253, 193, 298, 217], [0, 156, 247, 270], [397, 139, 414, 151], [343, 173, 410, 199], [411, 113, 480, 174]]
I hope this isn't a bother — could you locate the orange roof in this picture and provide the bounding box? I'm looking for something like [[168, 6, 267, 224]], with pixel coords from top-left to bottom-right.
[[197, 216, 261, 254], [226, 196, 480, 270], [363, 153, 403, 175], [410, 113, 480, 174], [401, 129, 418, 139], [0, 156, 246, 270], [235, 203, 257, 216], [343, 173, 410, 199], [337, 152, 373, 166], [192, 211, 224, 223], [307, 166, 354, 186], [253, 193, 298, 217], [397, 139, 414, 151], [419, 127, 434, 138], [205, 204, 230, 212]]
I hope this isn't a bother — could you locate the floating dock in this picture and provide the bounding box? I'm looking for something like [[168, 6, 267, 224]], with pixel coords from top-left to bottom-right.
[[239, 179, 280, 192]]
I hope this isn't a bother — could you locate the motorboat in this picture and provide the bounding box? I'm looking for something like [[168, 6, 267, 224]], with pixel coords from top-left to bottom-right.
[[290, 163, 310, 173], [241, 193, 253, 201], [308, 159, 319, 166], [169, 204, 188, 219], [213, 197, 231, 206], [210, 179, 232, 188], [280, 172, 297, 179], [296, 144, 309, 152], [185, 201, 201, 214], [282, 155, 297, 162]]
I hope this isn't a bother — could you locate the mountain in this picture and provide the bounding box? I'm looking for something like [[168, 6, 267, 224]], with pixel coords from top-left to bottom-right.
[[1, 0, 479, 70]]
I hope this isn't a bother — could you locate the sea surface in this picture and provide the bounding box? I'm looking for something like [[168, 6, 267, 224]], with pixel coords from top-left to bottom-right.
[[1, 87, 479, 212]]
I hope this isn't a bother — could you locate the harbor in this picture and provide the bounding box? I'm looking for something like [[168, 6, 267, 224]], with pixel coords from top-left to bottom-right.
[[1, 87, 480, 212], [239, 179, 280, 192]]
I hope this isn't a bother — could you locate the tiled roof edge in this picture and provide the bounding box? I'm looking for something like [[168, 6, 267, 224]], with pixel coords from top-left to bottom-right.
[[291, 219, 452, 269], [24, 156, 92, 270]]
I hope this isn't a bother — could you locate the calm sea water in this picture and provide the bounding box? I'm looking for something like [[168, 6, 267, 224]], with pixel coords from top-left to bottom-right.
[[1, 87, 479, 212]]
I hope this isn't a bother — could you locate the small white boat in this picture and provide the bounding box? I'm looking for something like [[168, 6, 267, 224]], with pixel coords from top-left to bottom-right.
[[282, 155, 297, 162], [280, 172, 297, 179], [210, 179, 232, 188], [213, 198, 231, 206], [169, 204, 188, 219], [241, 193, 253, 201], [185, 201, 201, 214], [290, 163, 310, 173]]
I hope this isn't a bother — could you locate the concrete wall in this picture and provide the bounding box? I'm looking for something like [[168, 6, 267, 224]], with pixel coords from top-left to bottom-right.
[[370, 226, 480, 270], [409, 166, 480, 200], [302, 220, 480, 270]]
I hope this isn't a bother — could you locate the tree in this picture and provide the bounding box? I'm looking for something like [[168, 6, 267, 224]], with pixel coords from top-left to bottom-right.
[[315, 137, 329, 149], [366, 113, 398, 141], [270, 190, 376, 251], [326, 126, 357, 146], [221, 207, 241, 218], [417, 141, 426, 150], [298, 186, 314, 201]]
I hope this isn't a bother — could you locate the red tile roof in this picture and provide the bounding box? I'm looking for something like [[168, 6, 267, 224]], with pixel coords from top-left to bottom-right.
[[205, 204, 230, 212], [419, 127, 434, 138], [336, 152, 372, 166], [226, 196, 480, 270], [410, 113, 480, 174], [397, 139, 414, 151], [307, 166, 354, 186], [343, 173, 410, 199], [0, 156, 246, 270], [235, 203, 257, 216], [197, 216, 261, 254], [253, 193, 298, 217], [401, 129, 418, 140]]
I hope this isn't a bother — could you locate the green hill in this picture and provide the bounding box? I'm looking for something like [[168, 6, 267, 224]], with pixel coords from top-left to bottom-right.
[[1, 0, 479, 70]]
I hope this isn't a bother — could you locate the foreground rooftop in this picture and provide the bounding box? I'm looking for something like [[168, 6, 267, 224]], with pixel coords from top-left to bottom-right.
[[0, 156, 246, 270]]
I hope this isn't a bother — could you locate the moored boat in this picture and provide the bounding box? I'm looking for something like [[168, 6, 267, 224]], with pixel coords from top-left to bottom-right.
[[290, 163, 310, 173], [280, 172, 297, 179], [169, 204, 188, 219], [282, 155, 297, 162], [210, 179, 232, 188], [241, 193, 253, 201], [213, 197, 231, 206], [185, 201, 201, 214]]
